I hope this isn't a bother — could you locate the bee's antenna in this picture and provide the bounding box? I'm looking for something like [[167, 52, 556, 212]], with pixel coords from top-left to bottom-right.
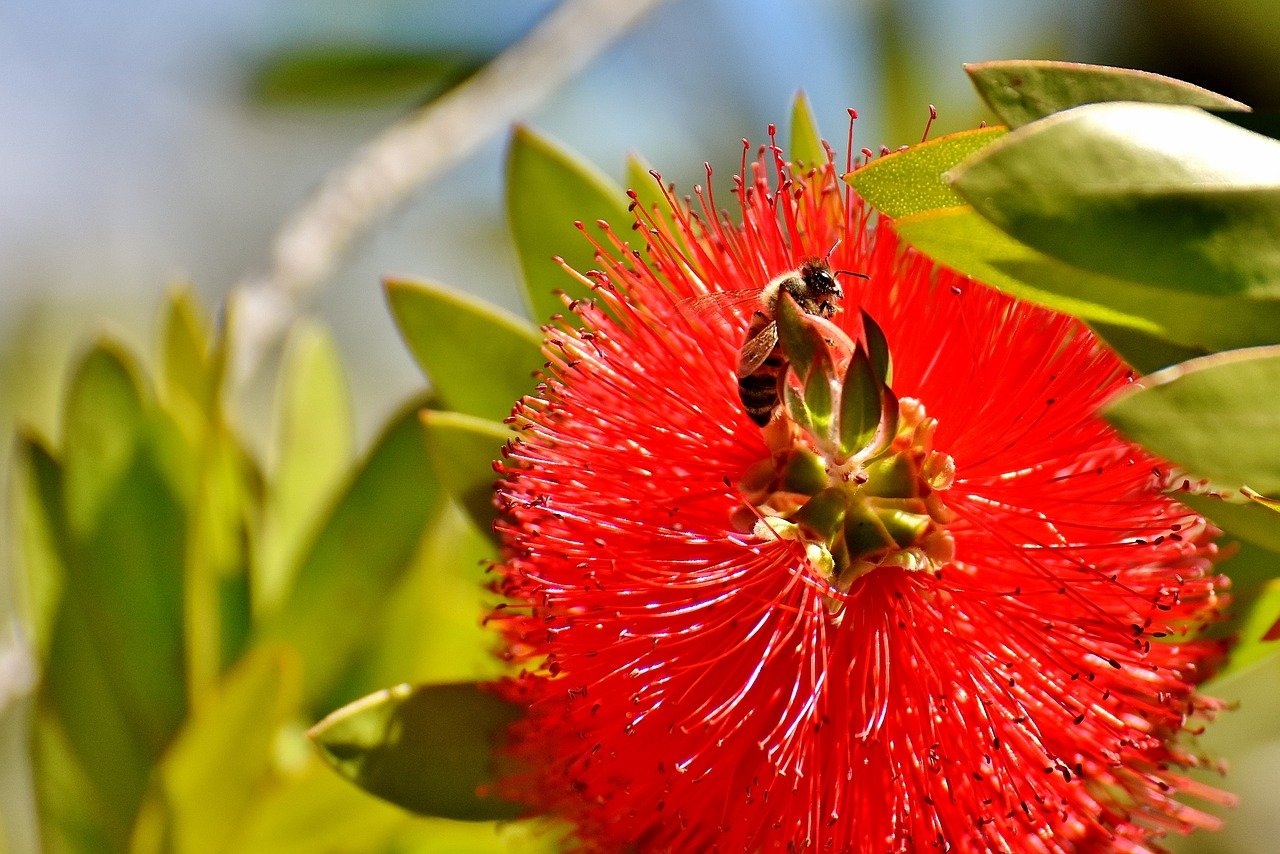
[[834, 269, 870, 280], [825, 239, 842, 261]]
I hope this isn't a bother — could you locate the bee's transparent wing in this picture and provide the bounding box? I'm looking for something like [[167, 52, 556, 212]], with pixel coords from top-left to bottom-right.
[[736, 321, 778, 377], [678, 287, 763, 321]]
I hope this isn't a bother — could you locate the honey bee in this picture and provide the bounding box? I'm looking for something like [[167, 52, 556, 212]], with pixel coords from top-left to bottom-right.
[[735, 259, 849, 425]]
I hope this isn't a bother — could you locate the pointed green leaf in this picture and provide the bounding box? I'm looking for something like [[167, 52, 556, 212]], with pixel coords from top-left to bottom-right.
[[62, 342, 149, 535], [420, 411, 510, 539], [964, 60, 1248, 128], [55, 342, 189, 792], [251, 46, 486, 107], [950, 102, 1280, 300], [782, 375, 816, 439], [1083, 322, 1208, 375], [838, 349, 882, 461], [893, 206, 1280, 357], [506, 125, 632, 323], [160, 288, 218, 440], [385, 277, 544, 422], [775, 292, 820, 380], [801, 352, 835, 440], [846, 126, 1006, 218], [257, 323, 355, 615], [309, 682, 523, 821], [861, 310, 891, 385], [257, 396, 443, 711], [14, 434, 68, 660], [1103, 346, 1280, 494], [789, 91, 827, 169], [1178, 492, 1280, 554], [131, 647, 300, 854]]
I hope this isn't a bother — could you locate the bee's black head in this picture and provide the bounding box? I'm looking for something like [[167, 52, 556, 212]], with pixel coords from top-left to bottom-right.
[[797, 260, 843, 318]]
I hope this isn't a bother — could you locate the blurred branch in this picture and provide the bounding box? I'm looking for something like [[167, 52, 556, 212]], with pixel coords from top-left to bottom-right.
[[231, 0, 670, 380]]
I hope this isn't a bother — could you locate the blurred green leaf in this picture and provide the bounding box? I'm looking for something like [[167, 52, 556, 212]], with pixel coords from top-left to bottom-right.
[[1082, 323, 1207, 374], [54, 343, 189, 797], [893, 207, 1280, 361], [419, 411, 509, 540], [385, 278, 544, 422], [789, 91, 826, 169], [1220, 577, 1280, 679], [257, 323, 354, 615], [185, 425, 259, 699], [964, 60, 1248, 128], [14, 434, 66, 659], [334, 503, 502, 704], [506, 125, 632, 323], [160, 288, 220, 444], [1208, 542, 1280, 682], [1103, 346, 1280, 494], [309, 682, 522, 821], [1179, 492, 1280, 554], [29, 713, 117, 853], [62, 342, 150, 534], [950, 103, 1280, 299], [251, 46, 485, 107], [256, 396, 442, 712], [225, 762, 412, 854], [131, 647, 300, 854], [846, 126, 1006, 218]]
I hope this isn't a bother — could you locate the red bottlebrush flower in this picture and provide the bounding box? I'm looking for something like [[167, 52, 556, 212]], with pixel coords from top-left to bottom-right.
[[490, 127, 1231, 852]]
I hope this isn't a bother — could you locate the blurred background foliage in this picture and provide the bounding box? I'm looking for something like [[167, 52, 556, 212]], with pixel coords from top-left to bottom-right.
[[2, 1, 1279, 852]]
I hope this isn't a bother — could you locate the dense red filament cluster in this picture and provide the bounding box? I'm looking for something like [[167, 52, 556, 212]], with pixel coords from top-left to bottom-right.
[[489, 134, 1230, 852]]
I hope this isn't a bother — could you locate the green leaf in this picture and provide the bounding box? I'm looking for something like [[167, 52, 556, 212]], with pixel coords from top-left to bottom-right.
[[1220, 577, 1280, 680], [334, 503, 503, 703], [309, 682, 523, 821], [420, 411, 510, 540], [55, 343, 189, 791], [789, 91, 827, 169], [184, 425, 259, 699], [29, 711, 118, 853], [1103, 346, 1280, 494], [256, 396, 443, 712], [801, 352, 835, 439], [224, 763, 413, 853], [14, 434, 68, 660], [893, 206, 1280, 358], [385, 277, 544, 422], [964, 60, 1248, 128], [160, 288, 219, 442], [1082, 322, 1208, 375], [861, 309, 891, 385], [257, 323, 355, 615], [950, 102, 1280, 300], [1207, 542, 1280, 682], [1178, 492, 1280, 554], [838, 350, 882, 461], [251, 46, 485, 107], [130, 647, 301, 854], [506, 125, 632, 323], [846, 126, 1006, 218], [774, 292, 821, 380], [62, 342, 150, 535]]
